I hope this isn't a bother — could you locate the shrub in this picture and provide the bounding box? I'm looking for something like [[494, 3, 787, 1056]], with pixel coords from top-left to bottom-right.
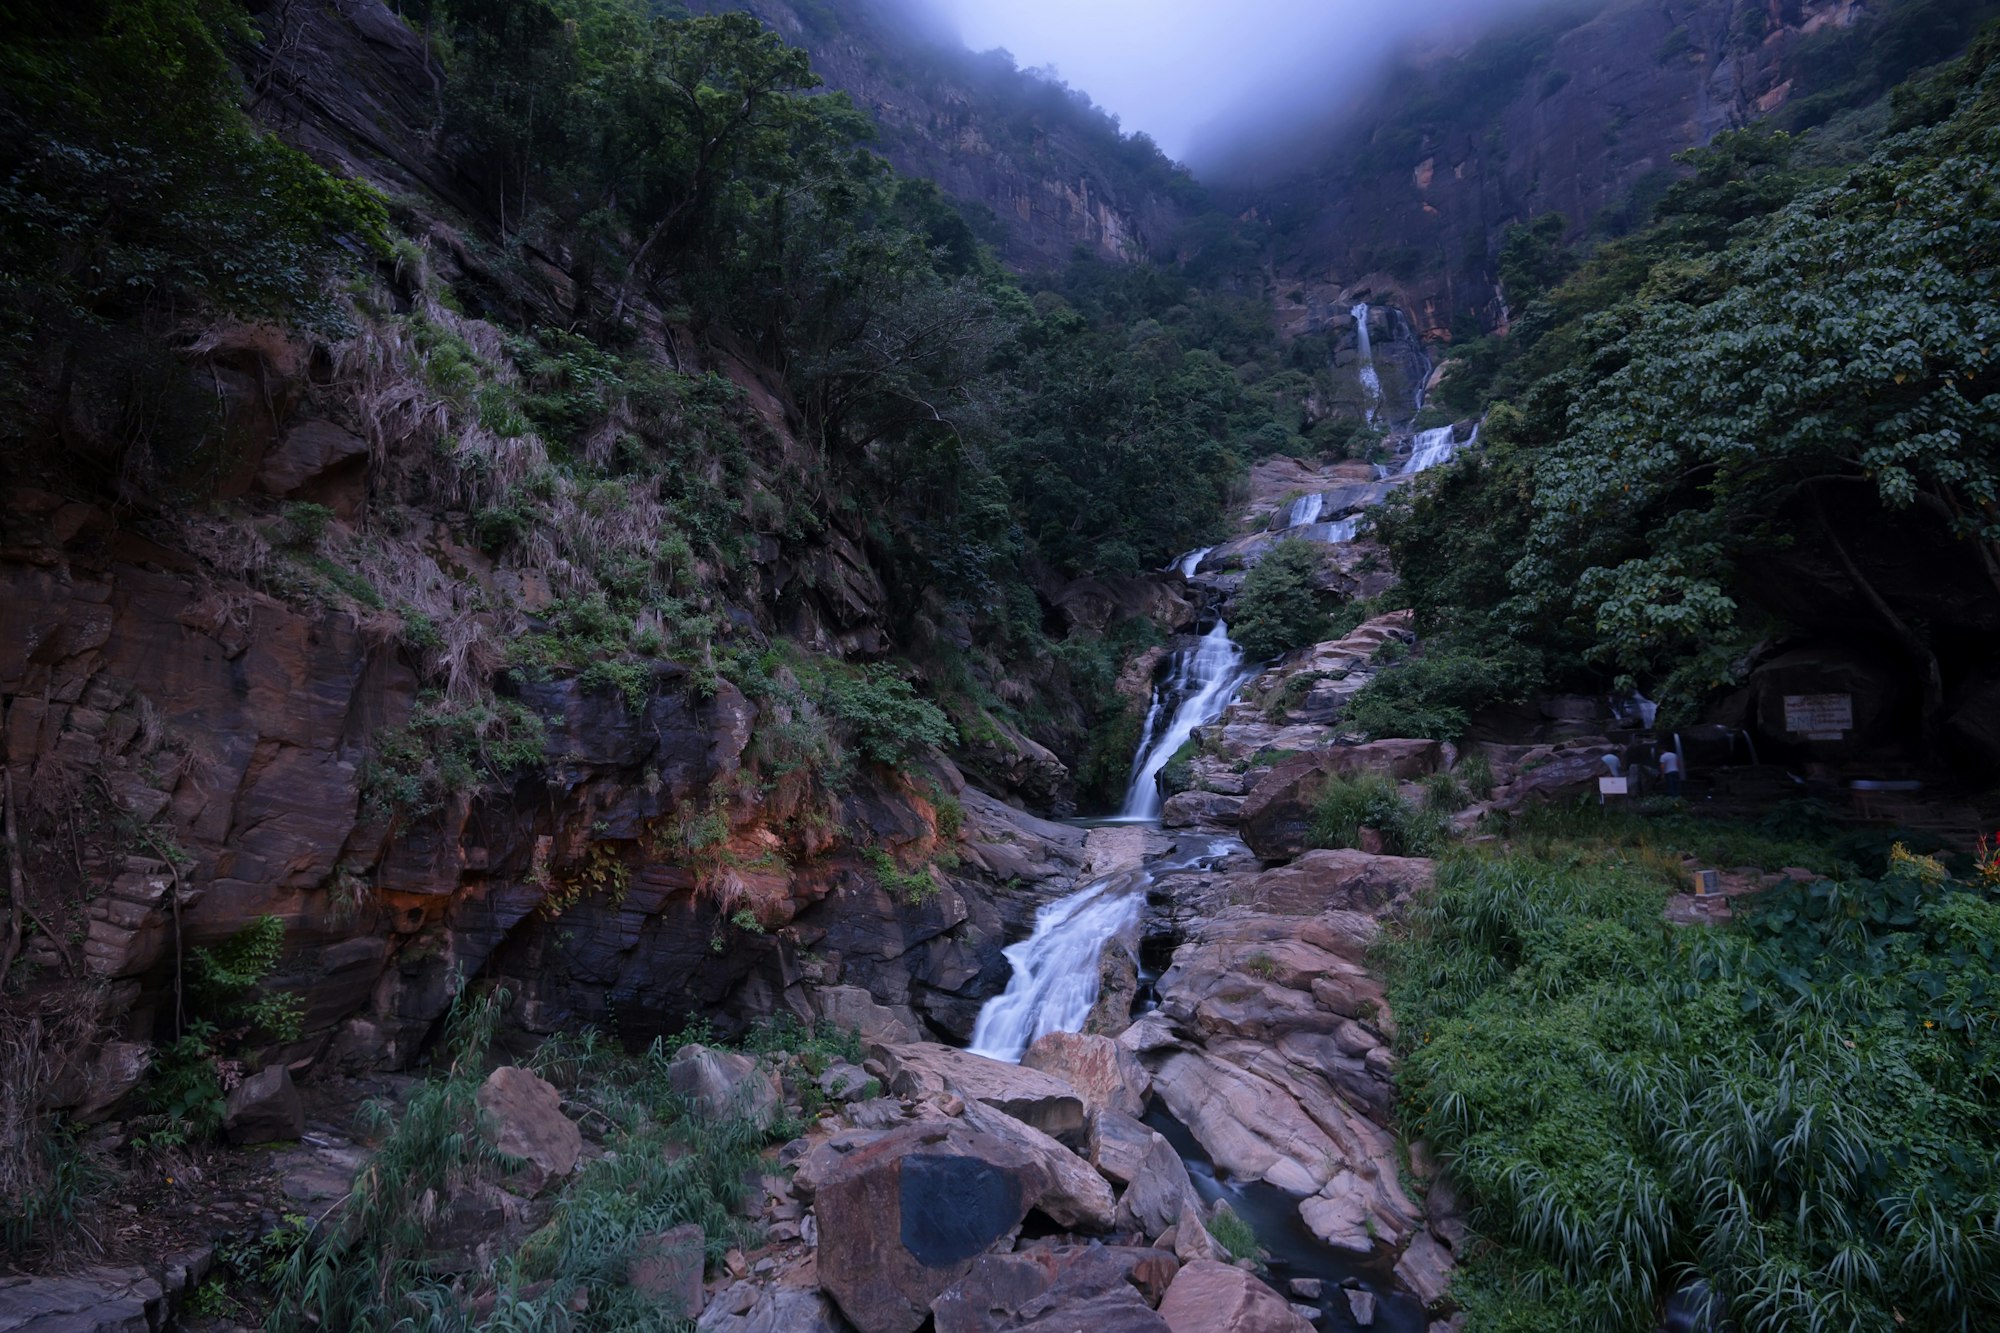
[[1309, 774, 1445, 856], [1205, 1204, 1261, 1263], [817, 665, 956, 768], [1231, 539, 1331, 661], [1341, 644, 1533, 742]]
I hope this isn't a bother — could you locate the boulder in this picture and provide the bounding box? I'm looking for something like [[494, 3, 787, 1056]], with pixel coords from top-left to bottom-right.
[[665, 1044, 781, 1129], [877, 1044, 1086, 1145], [57, 1041, 151, 1123], [1239, 744, 1443, 861], [1012, 1289, 1171, 1331], [1347, 1286, 1379, 1326], [1171, 1199, 1225, 1265], [1160, 791, 1243, 828], [1022, 1031, 1148, 1119], [811, 985, 925, 1047], [223, 1064, 304, 1145], [476, 1066, 581, 1196], [1111, 1129, 1200, 1239], [931, 1254, 1055, 1333], [815, 1120, 1051, 1333], [819, 1062, 876, 1103], [628, 1223, 705, 1318], [932, 1244, 1181, 1333], [1089, 1108, 1158, 1185], [959, 1100, 1118, 1232], [1156, 1260, 1312, 1333], [1394, 1232, 1455, 1308], [1489, 742, 1618, 811], [1235, 849, 1434, 916]]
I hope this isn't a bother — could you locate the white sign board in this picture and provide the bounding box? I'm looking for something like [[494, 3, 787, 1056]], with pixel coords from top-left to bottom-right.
[[1598, 777, 1629, 796], [1783, 694, 1853, 735]]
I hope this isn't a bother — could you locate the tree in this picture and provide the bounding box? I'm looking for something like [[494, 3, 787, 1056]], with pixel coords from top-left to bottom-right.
[[1231, 540, 1332, 661]]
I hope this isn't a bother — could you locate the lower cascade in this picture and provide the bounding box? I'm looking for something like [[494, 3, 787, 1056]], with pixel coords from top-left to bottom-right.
[[965, 874, 1143, 1062], [1115, 620, 1256, 821]]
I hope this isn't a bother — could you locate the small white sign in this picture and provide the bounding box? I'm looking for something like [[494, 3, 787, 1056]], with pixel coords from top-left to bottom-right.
[[1784, 693, 1853, 734], [1598, 776, 1629, 796]]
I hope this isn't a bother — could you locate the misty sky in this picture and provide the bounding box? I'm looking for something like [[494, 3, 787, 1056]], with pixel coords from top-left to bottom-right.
[[927, 0, 1562, 167]]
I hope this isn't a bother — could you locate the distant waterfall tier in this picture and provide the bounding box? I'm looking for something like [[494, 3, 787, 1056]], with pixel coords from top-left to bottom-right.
[[1171, 545, 1214, 578], [1116, 621, 1256, 822], [1283, 492, 1325, 528], [1352, 302, 1382, 422], [1352, 301, 1374, 361], [1399, 422, 1477, 476], [966, 876, 1143, 1063], [1296, 515, 1360, 545]]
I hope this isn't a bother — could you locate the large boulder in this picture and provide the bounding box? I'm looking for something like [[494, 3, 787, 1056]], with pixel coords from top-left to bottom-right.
[[877, 1044, 1086, 1145], [1021, 1031, 1148, 1119], [697, 1284, 844, 1332], [815, 1121, 1051, 1333], [476, 1066, 581, 1196], [1089, 1108, 1159, 1185], [1160, 791, 1243, 828], [810, 986, 925, 1047], [1394, 1231, 1456, 1309], [1156, 1261, 1314, 1333], [959, 1100, 1118, 1232], [932, 1245, 1178, 1333], [665, 1044, 781, 1129], [223, 1064, 304, 1145]]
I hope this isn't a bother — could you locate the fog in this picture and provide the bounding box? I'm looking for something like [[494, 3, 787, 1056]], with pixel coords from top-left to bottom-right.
[[924, 0, 1586, 177]]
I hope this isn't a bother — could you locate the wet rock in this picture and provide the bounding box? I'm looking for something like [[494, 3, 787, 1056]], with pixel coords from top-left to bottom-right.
[[815, 1120, 1051, 1333], [665, 1045, 781, 1129], [1160, 791, 1243, 828], [475, 1066, 581, 1196], [0, 1266, 165, 1332], [1021, 1031, 1148, 1119], [1345, 1286, 1378, 1325], [1289, 1277, 1323, 1300], [223, 1064, 304, 1145], [1156, 1260, 1312, 1333], [628, 1223, 704, 1318], [877, 1044, 1086, 1146]]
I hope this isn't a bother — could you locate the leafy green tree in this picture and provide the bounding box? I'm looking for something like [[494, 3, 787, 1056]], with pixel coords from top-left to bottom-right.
[[1231, 540, 1332, 661]]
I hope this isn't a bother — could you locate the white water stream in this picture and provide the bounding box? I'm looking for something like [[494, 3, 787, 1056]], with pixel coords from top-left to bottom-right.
[[1115, 621, 1256, 822], [966, 875, 1145, 1062]]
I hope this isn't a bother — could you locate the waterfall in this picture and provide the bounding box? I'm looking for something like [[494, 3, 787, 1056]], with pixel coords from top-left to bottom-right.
[[1352, 303, 1382, 422], [966, 876, 1144, 1062], [1283, 493, 1325, 528], [1171, 545, 1214, 578], [1399, 423, 1475, 476], [1116, 621, 1255, 822]]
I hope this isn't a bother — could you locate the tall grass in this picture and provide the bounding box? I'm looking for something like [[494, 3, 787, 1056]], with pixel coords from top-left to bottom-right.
[[1389, 846, 2000, 1331], [1309, 773, 1447, 856]]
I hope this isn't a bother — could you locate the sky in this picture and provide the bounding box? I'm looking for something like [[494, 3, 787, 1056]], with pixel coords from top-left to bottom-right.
[[924, 0, 1566, 170]]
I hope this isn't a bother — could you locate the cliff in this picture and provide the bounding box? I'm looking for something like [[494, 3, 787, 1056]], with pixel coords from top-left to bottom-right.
[[1245, 0, 1893, 339], [693, 0, 1201, 269]]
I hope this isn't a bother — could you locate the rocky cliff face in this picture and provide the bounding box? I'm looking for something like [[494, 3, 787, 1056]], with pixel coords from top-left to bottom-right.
[[1250, 0, 1868, 338], [695, 0, 1198, 269]]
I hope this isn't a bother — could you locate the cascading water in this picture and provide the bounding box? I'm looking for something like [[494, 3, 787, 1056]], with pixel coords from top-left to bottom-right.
[[1171, 545, 1214, 578], [1301, 515, 1360, 544], [1115, 621, 1256, 822], [1399, 422, 1475, 476], [1352, 302, 1383, 422], [1283, 492, 1325, 528], [966, 875, 1144, 1062]]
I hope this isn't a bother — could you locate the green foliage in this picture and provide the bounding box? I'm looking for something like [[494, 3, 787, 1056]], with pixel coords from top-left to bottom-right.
[[1309, 774, 1445, 857], [192, 915, 304, 1046], [135, 1022, 227, 1150], [1, 1121, 97, 1260], [814, 665, 956, 769], [1232, 540, 1332, 662], [1391, 844, 2000, 1329], [863, 847, 940, 905], [1205, 1204, 1261, 1263], [365, 694, 547, 818], [1341, 643, 1537, 743]]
